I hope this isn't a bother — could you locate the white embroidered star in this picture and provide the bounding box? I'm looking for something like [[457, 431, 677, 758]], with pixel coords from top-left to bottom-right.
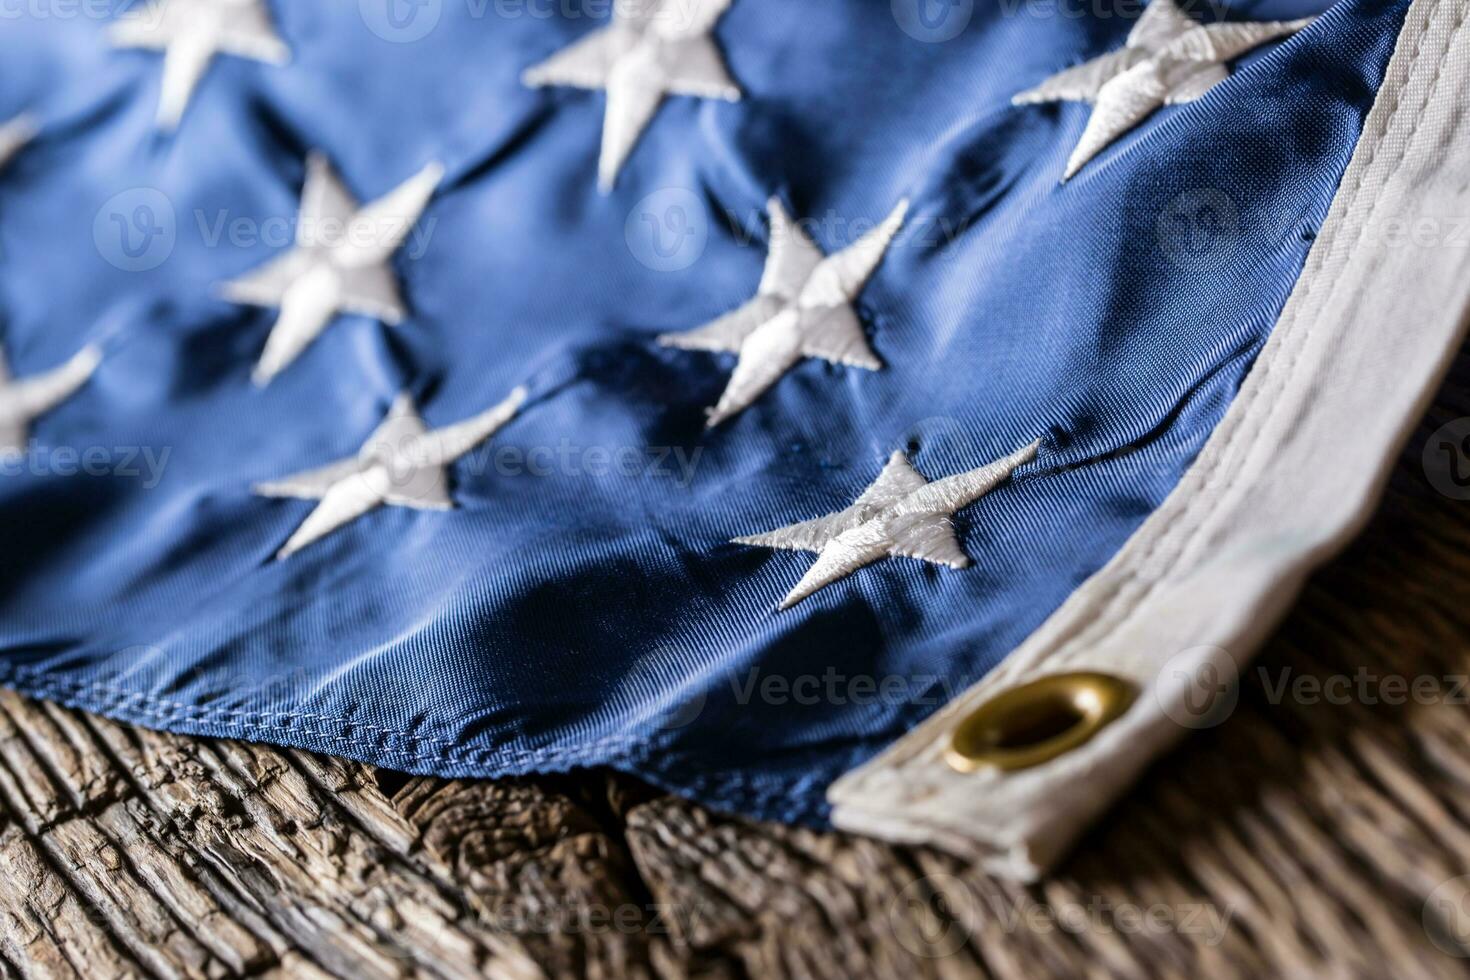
[[220, 152, 444, 386], [735, 441, 1039, 610], [522, 0, 741, 191], [111, 0, 290, 131], [1013, 0, 1312, 180], [0, 344, 102, 455], [255, 387, 526, 559], [659, 197, 908, 427], [0, 116, 36, 170]]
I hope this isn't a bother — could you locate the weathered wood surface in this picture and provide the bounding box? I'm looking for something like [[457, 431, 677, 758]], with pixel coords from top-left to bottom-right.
[[3, 380, 1470, 978]]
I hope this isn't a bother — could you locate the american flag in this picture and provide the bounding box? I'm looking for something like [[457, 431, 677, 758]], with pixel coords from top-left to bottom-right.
[[0, 0, 1435, 876]]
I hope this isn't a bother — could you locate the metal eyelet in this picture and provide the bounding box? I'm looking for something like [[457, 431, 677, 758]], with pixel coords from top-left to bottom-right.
[[945, 672, 1136, 773]]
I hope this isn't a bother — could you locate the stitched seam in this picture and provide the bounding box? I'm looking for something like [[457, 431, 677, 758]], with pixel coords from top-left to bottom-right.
[[992, 0, 1452, 680], [0, 668, 821, 817], [1086, 0, 1464, 642], [0, 663, 651, 765], [0, 662, 461, 750]]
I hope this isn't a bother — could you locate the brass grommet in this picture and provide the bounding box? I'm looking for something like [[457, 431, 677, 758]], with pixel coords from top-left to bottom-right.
[[946, 672, 1136, 773]]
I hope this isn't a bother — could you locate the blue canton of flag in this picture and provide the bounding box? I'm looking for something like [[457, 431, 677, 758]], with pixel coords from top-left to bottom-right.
[[0, 0, 1414, 869]]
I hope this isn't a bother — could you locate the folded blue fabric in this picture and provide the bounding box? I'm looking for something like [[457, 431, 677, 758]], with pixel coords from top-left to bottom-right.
[[0, 0, 1405, 823]]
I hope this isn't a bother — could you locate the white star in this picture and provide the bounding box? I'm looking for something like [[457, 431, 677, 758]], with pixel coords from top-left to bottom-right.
[[659, 197, 908, 427], [0, 116, 37, 170], [1013, 0, 1312, 180], [111, 0, 290, 131], [522, 0, 741, 191], [735, 441, 1039, 610], [255, 387, 526, 560], [0, 344, 102, 455], [220, 152, 444, 386]]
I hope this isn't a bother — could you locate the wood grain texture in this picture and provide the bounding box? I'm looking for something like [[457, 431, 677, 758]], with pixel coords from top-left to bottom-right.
[[2, 376, 1470, 978]]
